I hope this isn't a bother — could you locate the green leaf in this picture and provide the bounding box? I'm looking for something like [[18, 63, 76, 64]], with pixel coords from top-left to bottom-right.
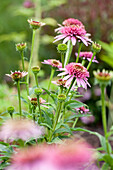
[[101, 163, 110, 170], [71, 127, 112, 153], [101, 154, 113, 170], [40, 123, 52, 130], [64, 100, 85, 109], [42, 88, 57, 103], [54, 124, 72, 135], [42, 110, 52, 127], [48, 137, 64, 144]]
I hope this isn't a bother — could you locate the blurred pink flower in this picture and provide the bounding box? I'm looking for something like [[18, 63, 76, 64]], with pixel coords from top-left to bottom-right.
[[75, 51, 98, 63], [23, 0, 35, 8], [6, 140, 97, 170], [0, 119, 44, 142], [54, 18, 92, 46], [42, 59, 62, 68], [58, 63, 90, 89], [81, 115, 95, 124], [51, 140, 96, 170], [6, 145, 57, 170]]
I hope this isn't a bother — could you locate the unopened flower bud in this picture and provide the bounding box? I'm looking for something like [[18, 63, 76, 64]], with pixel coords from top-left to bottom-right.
[[57, 44, 67, 54], [92, 42, 101, 53], [34, 88, 43, 96], [28, 19, 45, 30], [57, 94, 66, 102], [32, 66, 40, 74], [7, 106, 14, 118], [16, 43, 27, 52]]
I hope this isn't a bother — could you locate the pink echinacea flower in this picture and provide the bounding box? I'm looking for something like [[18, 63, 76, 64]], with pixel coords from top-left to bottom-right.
[[54, 18, 92, 46], [75, 51, 98, 63], [42, 59, 62, 68], [58, 63, 90, 89], [6, 71, 28, 81]]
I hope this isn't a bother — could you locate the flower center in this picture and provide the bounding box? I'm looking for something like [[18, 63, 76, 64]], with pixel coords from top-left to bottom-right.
[[52, 60, 59, 65], [98, 72, 110, 77], [12, 72, 22, 80]]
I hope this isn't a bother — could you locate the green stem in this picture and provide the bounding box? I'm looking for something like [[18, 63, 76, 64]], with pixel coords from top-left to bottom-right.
[[27, 29, 36, 88], [20, 51, 25, 71], [61, 53, 65, 68], [87, 52, 96, 70], [37, 95, 42, 122], [76, 43, 82, 63], [72, 118, 79, 128], [32, 106, 36, 122], [47, 67, 55, 102], [34, 74, 38, 87], [48, 67, 55, 90], [17, 81, 22, 119], [66, 77, 76, 96], [64, 40, 73, 66], [101, 85, 110, 154], [82, 60, 86, 66], [49, 102, 62, 141], [26, 30, 36, 113]]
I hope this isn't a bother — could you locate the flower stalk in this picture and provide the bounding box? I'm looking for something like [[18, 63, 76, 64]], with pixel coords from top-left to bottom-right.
[[76, 43, 82, 63], [87, 52, 96, 70], [100, 85, 110, 154], [17, 81, 22, 119], [64, 40, 73, 66], [66, 77, 76, 96]]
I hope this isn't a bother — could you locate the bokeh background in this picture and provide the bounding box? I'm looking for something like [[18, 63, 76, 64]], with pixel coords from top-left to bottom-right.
[[0, 0, 113, 125]]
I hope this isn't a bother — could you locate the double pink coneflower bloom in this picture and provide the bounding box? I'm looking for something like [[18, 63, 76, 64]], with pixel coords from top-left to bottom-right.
[[58, 63, 90, 89], [54, 18, 92, 46]]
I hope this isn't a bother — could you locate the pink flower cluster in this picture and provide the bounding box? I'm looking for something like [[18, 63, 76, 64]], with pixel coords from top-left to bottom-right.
[[0, 119, 44, 142], [75, 51, 98, 63], [6, 140, 97, 170], [54, 18, 92, 46], [58, 63, 90, 89]]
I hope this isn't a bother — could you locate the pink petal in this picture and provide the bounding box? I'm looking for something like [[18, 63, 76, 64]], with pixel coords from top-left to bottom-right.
[[71, 37, 76, 45], [63, 74, 71, 80], [63, 36, 71, 44], [66, 76, 73, 86], [76, 36, 88, 46], [53, 35, 66, 43], [57, 72, 67, 77]]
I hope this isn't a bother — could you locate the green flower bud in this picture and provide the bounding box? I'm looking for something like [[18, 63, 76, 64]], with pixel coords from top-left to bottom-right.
[[57, 94, 66, 102], [92, 42, 101, 53], [32, 66, 40, 74], [34, 88, 43, 96], [16, 43, 27, 52], [7, 106, 14, 118], [57, 44, 67, 54]]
